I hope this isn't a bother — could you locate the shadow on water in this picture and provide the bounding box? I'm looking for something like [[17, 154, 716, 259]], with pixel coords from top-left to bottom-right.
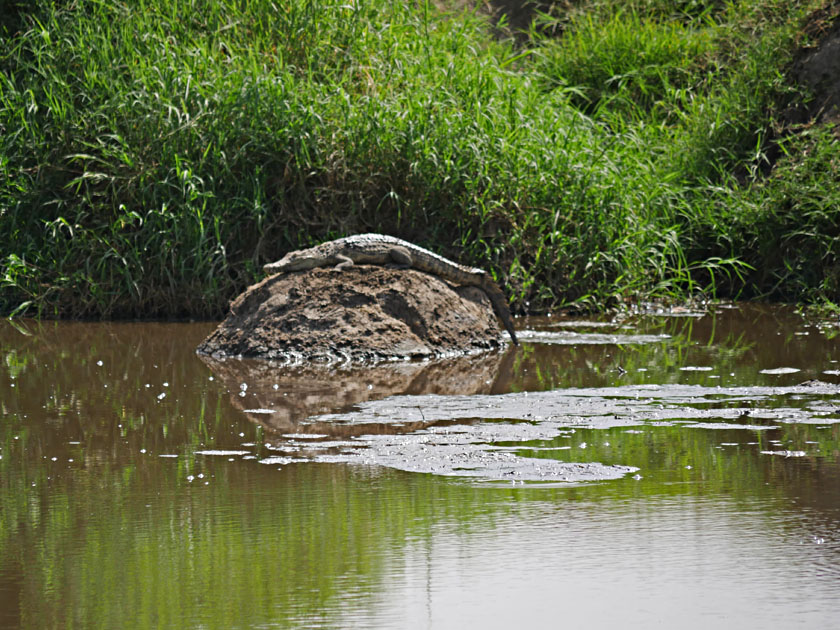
[[1, 304, 840, 628]]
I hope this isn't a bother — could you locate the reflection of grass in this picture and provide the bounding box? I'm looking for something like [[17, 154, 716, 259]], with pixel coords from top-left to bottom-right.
[[515, 421, 840, 494], [514, 310, 762, 390], [5, 418, 837, 628], [517, 304, 840, 391], [2, 319, 840, 626], [2, 463, 430, 628], [0, 326, 493, 626]]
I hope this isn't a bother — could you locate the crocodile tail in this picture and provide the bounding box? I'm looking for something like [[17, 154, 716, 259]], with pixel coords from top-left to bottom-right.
[[480, 277, 519, 346]]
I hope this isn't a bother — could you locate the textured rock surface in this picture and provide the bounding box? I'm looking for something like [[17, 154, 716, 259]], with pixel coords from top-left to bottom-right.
[[196, 266, 507, 363]]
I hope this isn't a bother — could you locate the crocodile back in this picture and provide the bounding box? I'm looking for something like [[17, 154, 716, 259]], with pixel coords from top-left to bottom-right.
[[264, 233, 517, 344], [345, 234, 487, 285]]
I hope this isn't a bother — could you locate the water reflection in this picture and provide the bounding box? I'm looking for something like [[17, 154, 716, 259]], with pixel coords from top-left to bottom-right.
[[0, 305, 839, 628], [511, 304, 840, 392], [198, 349, 515, 432]]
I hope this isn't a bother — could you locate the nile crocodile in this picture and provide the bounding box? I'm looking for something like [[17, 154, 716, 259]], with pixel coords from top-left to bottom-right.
[[263, 234, 518, 345]]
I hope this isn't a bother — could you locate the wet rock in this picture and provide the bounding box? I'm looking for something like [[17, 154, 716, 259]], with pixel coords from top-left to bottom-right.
[[310, 383, 840, 428], [197, 266, 507, 363]]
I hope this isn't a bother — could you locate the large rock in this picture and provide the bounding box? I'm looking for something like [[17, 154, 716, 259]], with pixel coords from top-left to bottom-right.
[[196, 266, 507, 363]]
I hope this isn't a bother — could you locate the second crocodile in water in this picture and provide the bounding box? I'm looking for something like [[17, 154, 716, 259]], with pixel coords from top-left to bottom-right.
[[263, 234, 519, 345]]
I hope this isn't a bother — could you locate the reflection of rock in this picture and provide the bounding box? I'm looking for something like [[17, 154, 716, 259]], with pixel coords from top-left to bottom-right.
[[200, 350, 643, 483], [199, 349, 514, 435], [197, 266, 508, 363]]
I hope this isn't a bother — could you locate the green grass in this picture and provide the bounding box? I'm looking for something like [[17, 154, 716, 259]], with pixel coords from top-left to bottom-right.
[[0, 0, 836, 318]]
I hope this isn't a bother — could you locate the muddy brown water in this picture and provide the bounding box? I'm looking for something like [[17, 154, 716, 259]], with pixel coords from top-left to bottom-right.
[[1, 304, 839, 628]]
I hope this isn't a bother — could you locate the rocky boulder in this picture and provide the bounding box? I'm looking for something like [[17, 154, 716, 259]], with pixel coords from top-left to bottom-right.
[[196, 266, 508, 363]]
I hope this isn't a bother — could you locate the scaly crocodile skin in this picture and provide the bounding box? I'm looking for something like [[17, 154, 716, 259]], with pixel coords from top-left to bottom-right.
[[264, 234, 518, 345]]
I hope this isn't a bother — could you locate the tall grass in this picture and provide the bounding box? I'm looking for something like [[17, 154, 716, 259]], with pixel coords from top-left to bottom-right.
[[533, 9, 718, 123], [0, 0, 834, 318]]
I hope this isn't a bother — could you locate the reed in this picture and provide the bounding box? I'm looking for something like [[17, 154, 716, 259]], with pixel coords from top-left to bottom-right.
[[0, 0, 833, 318]]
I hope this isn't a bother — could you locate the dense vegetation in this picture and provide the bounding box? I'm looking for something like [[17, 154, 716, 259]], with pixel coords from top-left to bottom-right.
[[1, 0, 838, 318]]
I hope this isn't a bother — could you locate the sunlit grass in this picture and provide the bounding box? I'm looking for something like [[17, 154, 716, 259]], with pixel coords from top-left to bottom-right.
[[0, 0, 834, 318]]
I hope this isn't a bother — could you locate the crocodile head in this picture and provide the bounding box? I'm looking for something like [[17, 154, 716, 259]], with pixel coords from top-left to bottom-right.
[[263, 251, 329, 273]]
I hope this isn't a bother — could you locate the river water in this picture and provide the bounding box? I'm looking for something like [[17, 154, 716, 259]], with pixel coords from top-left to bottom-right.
[[1, 304, 839, 629]]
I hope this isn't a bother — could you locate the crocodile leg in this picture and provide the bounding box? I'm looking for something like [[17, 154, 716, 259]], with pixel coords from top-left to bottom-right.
[[387, 246, 412, 268], [334, 254, 355, 270]]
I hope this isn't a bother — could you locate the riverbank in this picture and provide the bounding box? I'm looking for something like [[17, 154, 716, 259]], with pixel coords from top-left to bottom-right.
[[1, 0, 838, 318]]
